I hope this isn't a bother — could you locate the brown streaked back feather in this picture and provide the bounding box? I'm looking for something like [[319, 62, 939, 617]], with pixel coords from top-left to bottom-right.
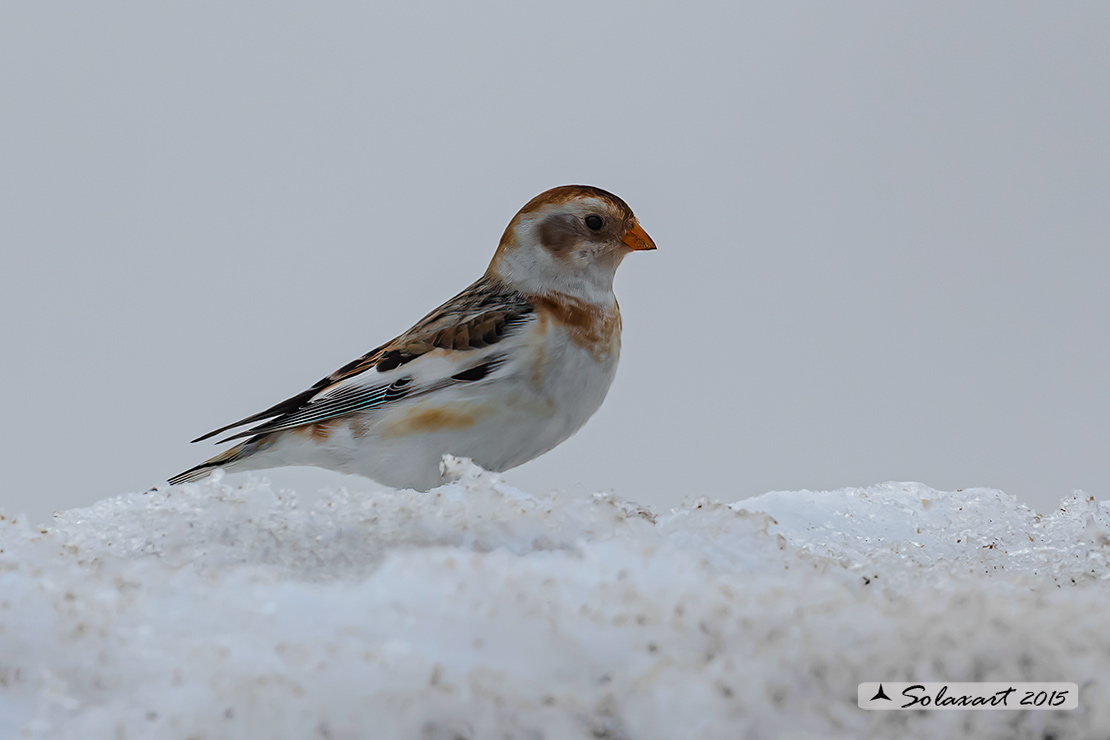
[[314, 275, 533, 380], [189, 275, 535, 444]]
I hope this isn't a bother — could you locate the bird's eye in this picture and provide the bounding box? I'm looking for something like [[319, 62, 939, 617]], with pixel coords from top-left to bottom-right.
[[584, 215, 604, 231]]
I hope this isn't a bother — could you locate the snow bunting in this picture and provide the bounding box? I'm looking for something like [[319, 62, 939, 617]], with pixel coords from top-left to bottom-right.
[[170, 185, 656, 489]]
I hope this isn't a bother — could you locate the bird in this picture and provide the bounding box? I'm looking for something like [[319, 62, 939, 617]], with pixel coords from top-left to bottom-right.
[[169, 185, 656, 490]]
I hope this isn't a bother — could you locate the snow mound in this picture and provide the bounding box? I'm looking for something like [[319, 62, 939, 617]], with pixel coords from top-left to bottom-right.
[[1, 459, 1107, 739]]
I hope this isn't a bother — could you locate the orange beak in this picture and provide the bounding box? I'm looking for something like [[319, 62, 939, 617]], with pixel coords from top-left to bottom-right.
[[621, 222, 657, 251]]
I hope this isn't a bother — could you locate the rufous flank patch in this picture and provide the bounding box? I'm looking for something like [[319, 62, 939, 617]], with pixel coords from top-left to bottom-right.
[[381, 403, 490, 439]]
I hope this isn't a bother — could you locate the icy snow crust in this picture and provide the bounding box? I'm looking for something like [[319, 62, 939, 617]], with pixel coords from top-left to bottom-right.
[[1, 459, 1108, 739]]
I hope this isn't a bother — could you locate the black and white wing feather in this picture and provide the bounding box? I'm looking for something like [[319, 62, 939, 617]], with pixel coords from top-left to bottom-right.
[[168, 276, 533, 484]]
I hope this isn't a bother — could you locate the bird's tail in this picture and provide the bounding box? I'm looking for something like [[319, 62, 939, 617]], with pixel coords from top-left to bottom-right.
[[168, 440, 255, 485]]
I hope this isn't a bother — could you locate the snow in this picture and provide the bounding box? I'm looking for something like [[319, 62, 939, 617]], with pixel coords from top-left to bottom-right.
[[1, 458, 1108, 739]]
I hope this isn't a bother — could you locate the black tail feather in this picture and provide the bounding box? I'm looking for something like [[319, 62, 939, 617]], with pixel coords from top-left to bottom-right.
[[168, 440, 251, 485]]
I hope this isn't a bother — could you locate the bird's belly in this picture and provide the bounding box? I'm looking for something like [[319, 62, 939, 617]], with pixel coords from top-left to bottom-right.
[[266, 335, 619, 490]]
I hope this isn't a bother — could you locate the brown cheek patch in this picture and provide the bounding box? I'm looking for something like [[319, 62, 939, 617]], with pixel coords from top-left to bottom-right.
[[536, 216, 578, 253], [381, 403, 490, 439]]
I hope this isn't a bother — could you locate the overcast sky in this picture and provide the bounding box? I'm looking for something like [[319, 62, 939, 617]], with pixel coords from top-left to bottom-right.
[[2, 2, 1108, 524]]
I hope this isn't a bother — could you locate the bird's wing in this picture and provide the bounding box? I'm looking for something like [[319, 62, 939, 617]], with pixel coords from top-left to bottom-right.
[[191, 276, 535, 443]]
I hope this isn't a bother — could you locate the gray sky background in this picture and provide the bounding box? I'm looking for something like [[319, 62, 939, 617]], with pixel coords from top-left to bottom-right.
[[2, 2, 1107, 525]]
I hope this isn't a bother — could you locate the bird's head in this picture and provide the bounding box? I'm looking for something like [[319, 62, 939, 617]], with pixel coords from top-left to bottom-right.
[[487, 185, 656, 303]]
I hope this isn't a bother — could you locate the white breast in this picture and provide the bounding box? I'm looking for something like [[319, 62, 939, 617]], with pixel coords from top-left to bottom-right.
[[495, 316, 622, 467], [253, 313, 621, 490]]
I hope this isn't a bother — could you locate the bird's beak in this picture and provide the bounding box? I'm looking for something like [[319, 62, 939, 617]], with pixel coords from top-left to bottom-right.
[[621, 222, 657, 251]]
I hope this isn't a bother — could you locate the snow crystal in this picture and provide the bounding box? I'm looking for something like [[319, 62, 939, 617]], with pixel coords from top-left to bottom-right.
[[1, 458, 1107, 739]]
